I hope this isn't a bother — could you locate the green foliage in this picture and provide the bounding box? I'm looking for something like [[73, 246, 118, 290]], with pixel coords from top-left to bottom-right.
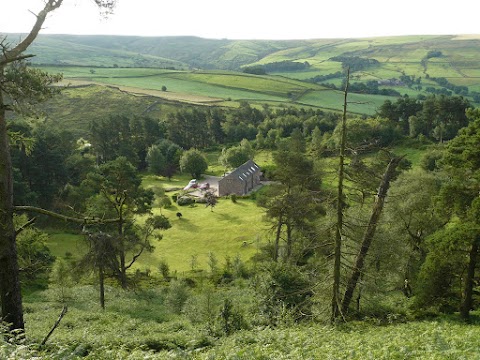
[[14, 215, 55, 281], [159, 195, 173, 208], [220, 298, 246, 335], [331, 55, 380, 72], [166, 280, 191, 314], [146, 139, 183, 179], [330, 117, 403, 152], [14, 299, 480, 359], [49, 258, 74, 303], [219, 139, 254, 170], [378, 95, 471, 142], [257, 263, 314, 325], [414, 224, 476, 313], [146, 144, 166, 175], [419, 148, 444, 171], [180, 148, 208, 178], [9, 122, 76, 208], [158, 259, 170, 280], [177, 196, 195, 206], [183, 284, 222, 333], [3, 62, 62, 114], [89, 114, 165, 169]]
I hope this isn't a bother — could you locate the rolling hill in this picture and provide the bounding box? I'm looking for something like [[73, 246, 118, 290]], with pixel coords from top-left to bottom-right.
[[12, 33, 479, 81], [4, 33, 480, 117]]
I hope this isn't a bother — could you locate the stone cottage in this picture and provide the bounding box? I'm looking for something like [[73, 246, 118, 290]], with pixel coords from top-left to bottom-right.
[[218, 160, 261, 197]]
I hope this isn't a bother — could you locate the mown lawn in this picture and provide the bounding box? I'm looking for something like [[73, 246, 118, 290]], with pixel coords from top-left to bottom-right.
[[45, 169, 269, 275], [139, 186, 268, 274]]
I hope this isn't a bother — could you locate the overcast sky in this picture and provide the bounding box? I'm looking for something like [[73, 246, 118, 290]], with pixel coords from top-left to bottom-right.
[[2, 0, 479, 40]]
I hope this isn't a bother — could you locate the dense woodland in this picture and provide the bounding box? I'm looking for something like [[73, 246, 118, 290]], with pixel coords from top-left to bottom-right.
[[1, 1, 480, 359]]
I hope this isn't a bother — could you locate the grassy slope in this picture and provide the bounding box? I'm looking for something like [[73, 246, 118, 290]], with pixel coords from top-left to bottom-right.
[[29, 34, 186, 68], [42, 69, 382, 118], [23, 33, 480, 112], [22, 287, 480, 359], [39, 85, 170, 138], [140, 174, 268, 274], [45, 169, 268, 274]]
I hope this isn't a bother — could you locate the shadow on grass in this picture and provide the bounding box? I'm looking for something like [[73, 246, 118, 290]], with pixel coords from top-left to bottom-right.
[[215, 212, 240, 222], [175, 218, 200, 231], [227, 200, 247, 206]]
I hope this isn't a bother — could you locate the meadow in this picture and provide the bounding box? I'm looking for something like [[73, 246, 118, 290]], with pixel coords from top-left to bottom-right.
[[43, 66, 390, 116], [32, 32, 480, 118]]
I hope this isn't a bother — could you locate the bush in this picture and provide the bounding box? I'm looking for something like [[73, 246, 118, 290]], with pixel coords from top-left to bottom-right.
[[159, 195, 172, 208], [257, 263, 314, 326], [177, 196, 195, 206], [420, 149, 443, 171], [159, 259, 170, 280], [183, 285, 222, 333], [165, 280, 190, 314]]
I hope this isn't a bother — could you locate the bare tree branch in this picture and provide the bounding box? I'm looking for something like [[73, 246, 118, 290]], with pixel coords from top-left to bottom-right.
[[41, 305, 67, 346], [14, 206, 120, 224], [15, 217, 36, 236], [1, 0, 65, 65]]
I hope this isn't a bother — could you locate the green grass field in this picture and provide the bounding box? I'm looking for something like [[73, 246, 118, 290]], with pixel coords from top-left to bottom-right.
[[45, 172, 269, 275], [34, 31, 480, 113], [298, 89, 395, 115]]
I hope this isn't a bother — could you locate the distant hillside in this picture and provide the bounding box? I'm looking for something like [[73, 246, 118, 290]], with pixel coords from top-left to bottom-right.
[[3, 33, 480, 112], [9, 34, 480, 95], [3, 33, 305, 70], [4, 34, 478, 73]]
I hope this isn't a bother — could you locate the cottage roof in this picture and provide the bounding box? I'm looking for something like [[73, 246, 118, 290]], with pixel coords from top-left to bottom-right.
[[223, 159, 260, 181]]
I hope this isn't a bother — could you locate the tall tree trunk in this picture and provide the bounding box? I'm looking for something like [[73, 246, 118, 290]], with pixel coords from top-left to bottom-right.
[[0, 0, 115, 333], [99, 263, 105, 310], [0, 87, 25, 331], [273, 214, 283, 262], [0, 0, 66, 333], [118, 213, 128, 289], [341, 156, 403, 315], [285, 221, 293, 262], [460, 237, 479, 321], [331, 68, 349, 322]]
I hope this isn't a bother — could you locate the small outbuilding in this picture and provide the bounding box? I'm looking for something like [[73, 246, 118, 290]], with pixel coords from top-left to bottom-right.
[[218, 160, 261, 197]]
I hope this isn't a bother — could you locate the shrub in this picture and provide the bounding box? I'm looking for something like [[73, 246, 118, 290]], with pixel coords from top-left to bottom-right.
[[177, 196, 195, 206], [49, 258, 74, 303], [159, 195, 172, 208], [257, 263, 314, 325], [165, 280, 190, 314], [183, 285, 222, 333], [159, 259, 170, 280], [420, 149, 443, 171], [220, 298, 247, 335]]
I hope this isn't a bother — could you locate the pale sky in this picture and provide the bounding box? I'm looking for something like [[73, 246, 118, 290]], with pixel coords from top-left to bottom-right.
[[2, 0, 479, 40]]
